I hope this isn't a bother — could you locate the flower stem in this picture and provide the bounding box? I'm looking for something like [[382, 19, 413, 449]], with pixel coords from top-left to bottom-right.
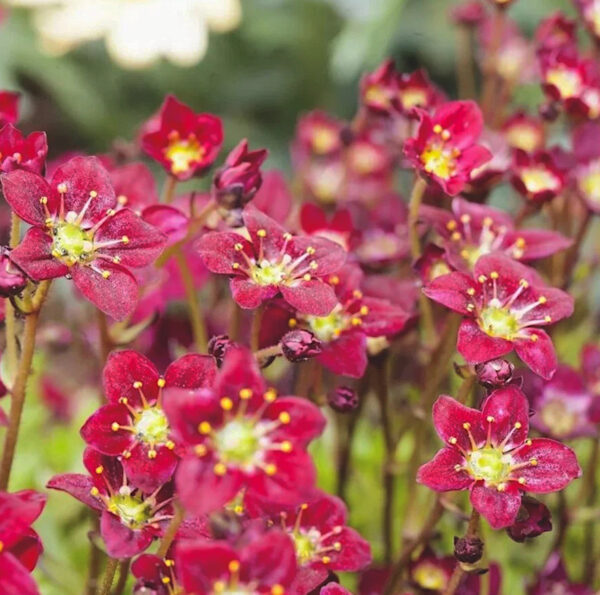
[[480, 7, 505, 122], [456, 26, 476, 99], [112, 559, 131, 595], [0, 280, 51, 490], [173, 247, 208, 352], [254, 344, 283, 365], [250, 304, 265, 352], [442, 508, 481, 595], [96, 557, 118, 595], [408, 176, 427, 261], [157, 501, 185, 558], [96, 310, 113, 362], [162, 175, 177, 204], [582, 435, 599, 583], [4, 213, 22, 380]]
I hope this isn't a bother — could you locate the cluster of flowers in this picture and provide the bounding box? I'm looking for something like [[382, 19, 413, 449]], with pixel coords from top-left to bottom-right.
[[1, 0, 600, 593]]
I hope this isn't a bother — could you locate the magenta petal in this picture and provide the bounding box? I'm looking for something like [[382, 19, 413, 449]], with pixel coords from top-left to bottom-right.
[[46, 473, 101, 511], [100, 511, 153, 559], [416, 447, 472, 491], [423, 272, 478, 315], [508, 229, 572, 261], [122, 443, 178, 492], [103, 350, 160, 405], [214, 346, 266, 400], [288, 236, 347, 275], [1, 169, 54, 225], [457, 319, 513, 364], [94, 208, 167, 267], [470, 482, 521, 529], [176, 456, 242, 515], [142, 205, 189, 245], [510, 438, 581, 493], [317, 333, 368, 378], [71, 261, 138, 321], [265, 396, 326, 448], [513, 329, 557, 380], [196, 231, 251, 274], [10, 228, 68, 280], [480, 386, 529, 448], [432, 395, 485, 450], [80, 403, 132, 454], [0, 553, 40, 595], [280, 280, 338, 316], [165, 353, 217, 389], [230, 277, 274, 309]]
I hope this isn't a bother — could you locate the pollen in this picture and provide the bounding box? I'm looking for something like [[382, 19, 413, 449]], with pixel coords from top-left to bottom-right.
[[220, 397, 234, 411], [531, 334, 539, 342], [214, 462, 227, 476], [433, 124, 443, 134], [518, 477, 526, 484], [57, 183, 67, 193], [40, 196, 48, 204], [101, 271, 111, 279], [133, 381, 143, 389], [288, 318, 297, 328], [446, 220, 457, 230], [117, 195, 128, 205], [306, 246, 316, 255], [467, 288, 476, 296], [330, 275, 340, 285], [111, 422, 120, 432], [265, 463, 277, 475], [279, 411, 291, 424], [280, 441, 293, 452], [95, 466, 104, 474], [449, 436, 457, 444], [478, 275, 487, 283], [239, 388, 253, 400], [486, 416, 495, 423], [303, 273, 311, 281], [148, 449, 157, 459], [264, 388, 277, 402], [530, 458, 538, 466], [514, 422, 522, 429], [166, 441, 175, 450], [123, 450, 131, 459], [322, 556, 331, 564], [162, 577, 171, 585], [538, 296, 547, 304], [195, 444, 207, 456], [441, 129, 451, 140], [228, 560, 241, 573], [257, 229, 267, 238], [360, 305, 369, 315], [121, 235, 129, 244], [157, 378, 166, 388], [90, 487, 100, 496], [198, 421, 212, 434], [490, 271, 499, 280], [462, 422, 471, 430], [516, 237, 526, 248], [234, 243, 243, 251], [271, 585, 284, 595]]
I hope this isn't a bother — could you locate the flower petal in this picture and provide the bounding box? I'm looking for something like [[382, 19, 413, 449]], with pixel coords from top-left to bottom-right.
[[0, 552, 40, 595], [1, 169, 54, 225], [432, 395, 485, 450], [417, 447, 472, 491], [103, 350, 160, 405], [100, 511, 153, 559], [470, 482, 521, 529], [195, 231, 250, 274], [230, 277, 274, 309], [80, 403, 132, 454], [457, 319, 513, 364], [514, 329, 557, 380], [423, 272, 478, 315], [9, 228, 68, 280], [317, 332, 368, 378], [480, 386, 529, 449], [122, 443, 178, 493], [280, 280, 338, 316], [165, 353, 217, 389]]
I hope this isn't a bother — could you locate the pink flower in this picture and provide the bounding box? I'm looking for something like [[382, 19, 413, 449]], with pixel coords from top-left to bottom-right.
[[424, 253, 574, 379], [511, 149, 566, 204], [2, 156, 167, 320], [196, 205, 346, 316], [417, 387, 581, 528], [404, 101, 491, 195], [502, 111, 545, 153], [0, 91, 19, 127], [0, 125, 47, 175]]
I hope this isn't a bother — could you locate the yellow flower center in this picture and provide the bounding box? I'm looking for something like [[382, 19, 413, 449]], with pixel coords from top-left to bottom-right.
[[540, 400, 578, 438], [520, 167, 560, 194], [51, 221, 94, 266], [413, 563, 449, 591], [250, 259, 288, 286], [478, 306, 520, 340], [400, 88, 428, 109], [466, 446, 512, 485], [214, 419, 260, 466], [311, 127, 338, 155], [108, 490, 152, 529], [580, 168, 600, 203], [421, 143, 457, 179], [546, 67, 582, 99], [134, 407, 169, 444], [306, 307, 347, 342], [505, 126, 541, 153], [165, 137, 205, 174]]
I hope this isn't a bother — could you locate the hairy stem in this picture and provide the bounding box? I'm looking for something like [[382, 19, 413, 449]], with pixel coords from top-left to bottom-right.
[[157, 502, 185, 559], [4, 213, 22, 380], [456, 27, 476, 99], [162, 175, 177, 204], [111, 559, 131, 595], [443, 509, 481, 595], [250, 304, 265, 352], [96, 558, 118, 595]]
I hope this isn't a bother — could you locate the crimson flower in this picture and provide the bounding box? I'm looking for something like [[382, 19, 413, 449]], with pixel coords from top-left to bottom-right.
[[396, 69, 445, 115], [359, 59, 399, 116], [213, 139, 268, 211], [0, 490, 46, 595], [80, 350, 217, 492], [571, 121, 600, 213], [511, 149, 565, 204], [292, 111, 344, 163], [527, 552, 594, 595], [258, 493, 372, 595], [48, 448, 176, 558], [0, 125, 47, 175], [424, 253, 573, 379], [164, 347, 326, 516], [2, 156, 167, 320], [176, 528, 297, 595], [404, 100, 491, 196], [501, 112, 545, 153], [300, 203, 354, 251], [409, 547, 454, 592], [417, 386, 581, 529], [141, 95, 223, 181], [507, 496, 552, 543], [108, 161, 159, 214], [535, 12, 577, 51], [0, 91, 19, 127], [132, 554, 181, 595], [197, 205, 346, 316], [421, 197, 572, 272]]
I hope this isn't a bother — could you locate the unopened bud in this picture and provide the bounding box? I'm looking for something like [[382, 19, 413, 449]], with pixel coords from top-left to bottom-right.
[[281, 330, 322, 363], [454, 535, 484, 565], [476, 359, 514, 389], [208, 334, 236, 367], [328, 386, 359, 413], [0, 247, 27, 297], [507, 496, 552, 543]]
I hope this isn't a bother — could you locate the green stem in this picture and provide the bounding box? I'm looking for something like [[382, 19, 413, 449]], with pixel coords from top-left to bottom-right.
[[96, 558, 118, 595], [456, 26, 476, 99], [5, 213, 21, 379], [582, 436, 599, 583], [408, 176, 427, 261], [162, 176, 177, 204], [250, 304, 265, 352], [157, 502, 185, 559], [111, 559, 131, 595]]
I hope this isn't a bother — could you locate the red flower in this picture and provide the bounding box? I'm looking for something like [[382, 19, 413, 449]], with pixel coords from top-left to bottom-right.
[[48, 448, 176, 558], [2, 156, 167, 320], [292, 111, 344, 164], [176, 527, 297, 595], [132, 554, 181, 595], [501, 112, 545, 153], [571, 121, 600, 213], [421, 197, 572, 272], [424, 253, 574, 379], [0, 91, 19, 127], [404, 101, 491, 195], [108, 161, 159, 214], [359, 59, 399, 116], [417, 386, 581, 528], [257, 493, 371, 595], [396, 70, 445, 116], [506, 496, 552, 543], [511, 149, 565, 204], [0, 125, 47, 175], [196, 205, 346, 316], [213, 139, 269, 211], [527, 552, 594, 595], [299, 203, 354, 251], [141, 95, 223, 181], [164, 347, 326, 516], [0, 490, 46, 595], [80, 350, 217, 492], [0, 246, 27, 297], [535, 12, 577, 51], [409, 547, 454, 592]]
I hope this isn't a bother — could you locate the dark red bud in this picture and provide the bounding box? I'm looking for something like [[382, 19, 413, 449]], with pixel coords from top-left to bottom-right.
[[280, 330, 322, 363], [506, 496, 552, 543], [454, 535, 484, 564], [476, 359, 514, 389], [328, 386, 359, 413], [539, 101, 560, 122], [0, 247, 27, 297], [208, 334, 236, 367]]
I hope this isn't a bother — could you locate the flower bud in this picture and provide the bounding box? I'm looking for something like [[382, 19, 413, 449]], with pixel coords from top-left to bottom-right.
[[450, 1, 486, 27], [454, 535, 484, 564], [213, 139, 268, 211], [0, 247, 27, 297], [328, 386, 359, 413], [208, 334, 236, 367], [539, 101, 560, 122], [280, 330, 322, 363], [476, 359, 514, 389], [507, 496, 552, 543]]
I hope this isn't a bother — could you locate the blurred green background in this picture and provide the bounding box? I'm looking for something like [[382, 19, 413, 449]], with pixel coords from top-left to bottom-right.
[[0, 1, 587, 594]]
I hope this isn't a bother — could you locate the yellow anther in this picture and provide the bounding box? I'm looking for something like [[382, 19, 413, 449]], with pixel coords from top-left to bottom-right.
[[531, 334, 539, 342], [433, 124, 443, 134], [157, 378, 166, 388], [195, 444, 207, 456], [111, 422, 120, 432], [232, 263, 240, 270], [303, 273, 311, 281], [228, 560, 241, 573], [106, 209, 116, 216], [166, 440, 175, 450], [490, 271, 499, 280], [333, 541, 342, 551], [463, 422, 471, 430], [257, 229, 267, 238], [544, 315, 552, 323], [351, 317, 362, 326], [353, 289, 363, 299], [530, 458, 538, 466], [121, 235, 129, 244], [538, 296, 547, 304], [239, 388, 253, 400], [460, 214, 470, 224], [122, 450, 131, 459], [90, 190, 98, 198], [148, 449, 157, 459], [446, 220, 457, 230], [279, 411, 291, 424], [198, 421, 212, 434], [133, 381, 143, 389], [441, 129, 451, 141], [90, 487, 100, 496], [213, 581, 226, 593], [39, 196, 48, 204], [467, 288, 476, 296], [234, 505, 244, 515], [234, 243, 243, 251], [451, 231, 462, 241], [288, 318, 297, 328], [518, 477, 526, 485], [519, 279, 529, 288], [449, 437, 457, 444], [497, 483, 506, 492], [117, 195, 128, 205], [514, 422, 522, 429], [306, 246, 316, 255], [265, 463, 277, 476], [57, 183, 67, 193], [360, 305, 369, 315], [119, 397, 128, 404], [113, 256, 121, 264], [280, 441, 293, 453], [220, 397, 234, 411], [329, 275, 340, 285], [271, 585, 285, 595], [101, 271, 111, 279], [486, 416, 495, 423], [478, 275, 487, 283], [162, 577, 171, 585], [322, 556, 331, 564], [525, 439, 533, 446], [264, 388, 277, 402], [214, 462, 227, 476], [165, 559, 175, 567], [482, 217, 493, 226], [95, 466, 104, 474], [283, 232, 292, 240], [516, 237, 526, 248]]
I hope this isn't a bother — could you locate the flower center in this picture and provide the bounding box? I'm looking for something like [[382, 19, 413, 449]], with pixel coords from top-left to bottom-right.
[[311, 127, 338, 155], [580, 168, 600, 203], [546, 67, 581, 99], [540, 399, 578, 437], [520, 167, 561, 194], [51, 222, 93, 266], [306, 309, 347, 342], [250, 259, 287, 286], [108, 491, 152, 529], [291, 528, 321, 565], [214, 419, 260, 466], [412, 563, 449, 591], [421, 143, 457, 179], [466, 446, 512, 484], [134, 406, 169, 444], [478, 305, 520, 339], [165, 137, 205, 174], [400, 88, 428, 109], [505, 126, 541, 153]]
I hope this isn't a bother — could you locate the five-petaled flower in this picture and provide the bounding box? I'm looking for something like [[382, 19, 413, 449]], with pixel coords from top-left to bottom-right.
[[0, 124, 47, 175], [417, 386, 581, 529], [164, 347, 326, 516], [404, 100, 491, 195], [141, 95, 224, 180], [2, 156, 167, 320], [424, 253, 573, 379], [80, 350, 217, 492], [196, 205, 347, 316]]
